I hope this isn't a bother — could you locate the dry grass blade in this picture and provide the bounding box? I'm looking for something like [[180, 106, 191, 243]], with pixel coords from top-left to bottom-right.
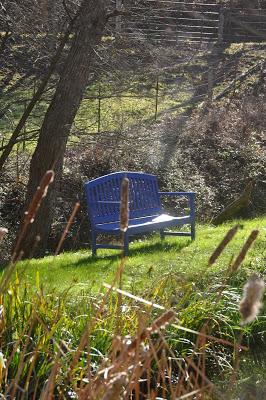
[[177, 386, 213, 399], [54, 201, 80, 255], [230, 230, 259, 272], [6, 319, 35, 398], [103, 283, 165, 310], [101, 373, 128, 400], [208, 225, 239, 266], [120, 177, 129, 232], [127, 310, 175, 354], [23, 170, 54, 226], [12, 170, 55, 262], [69, 258, 126, 385], [39, 352, 61, 400], [171, 324, 248, 351], [0, 171, 55, 296]]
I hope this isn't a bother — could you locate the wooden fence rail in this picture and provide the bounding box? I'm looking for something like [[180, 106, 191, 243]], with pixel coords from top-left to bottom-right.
[[111, 0, 266, 44]]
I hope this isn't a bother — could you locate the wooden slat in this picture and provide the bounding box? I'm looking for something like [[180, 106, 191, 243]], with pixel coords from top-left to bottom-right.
[[126, 22, 218, 31], [128, 7, 219, 15], [143, 0, 219, 6]]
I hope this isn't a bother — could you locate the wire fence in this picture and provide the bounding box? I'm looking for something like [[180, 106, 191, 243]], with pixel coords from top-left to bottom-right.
[[109, 0, 266, 44], [1, 1, 266, 172]]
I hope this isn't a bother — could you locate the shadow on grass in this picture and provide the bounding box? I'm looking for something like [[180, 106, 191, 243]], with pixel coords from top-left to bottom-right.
[[71, 239, 192, 269]]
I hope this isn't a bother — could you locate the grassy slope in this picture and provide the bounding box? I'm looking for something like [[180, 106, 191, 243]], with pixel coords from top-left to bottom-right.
[[4, 217, 265, 395], [17, 216, 266, 300]]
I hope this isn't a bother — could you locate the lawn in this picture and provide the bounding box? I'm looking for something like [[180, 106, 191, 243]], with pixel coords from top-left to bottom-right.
[[17, 216, 265, 299], [1, 216, 265, 398]]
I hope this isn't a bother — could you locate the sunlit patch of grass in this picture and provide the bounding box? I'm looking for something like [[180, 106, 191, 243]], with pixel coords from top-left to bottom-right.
[[14, 216, 265, 296], [0, 216, 265, 397]]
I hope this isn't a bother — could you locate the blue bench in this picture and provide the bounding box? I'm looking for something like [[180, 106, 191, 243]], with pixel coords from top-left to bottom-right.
[[84, 172, 195, 256]]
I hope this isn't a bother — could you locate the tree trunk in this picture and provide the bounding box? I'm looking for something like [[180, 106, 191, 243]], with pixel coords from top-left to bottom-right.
[[21, 0, 107, 258], [0, 25, 72, 171]]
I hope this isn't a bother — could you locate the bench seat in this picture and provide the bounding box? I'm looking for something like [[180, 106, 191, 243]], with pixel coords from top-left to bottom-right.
[[85, 171, 195, 256], [95, 214, 192, 235]]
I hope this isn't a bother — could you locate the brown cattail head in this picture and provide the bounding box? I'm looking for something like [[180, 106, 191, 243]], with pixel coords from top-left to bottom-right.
[[208, 225, 239, 266], [24, 170, 54, 225], [231, 230, 259, 273], [239, 274, 265, 325], [0, 228, 8, 243], [120, 178, 129, 233]]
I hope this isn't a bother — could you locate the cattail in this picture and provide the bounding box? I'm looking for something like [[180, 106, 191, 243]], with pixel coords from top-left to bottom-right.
[[208, 225, 239, 266], [239, 274, 265, 325], [120, 178, 129, 233], [0, 228, 8, 243], [24, 170, 54, 225], [54, 202, 80, 256], [231, 230, 259, 273]]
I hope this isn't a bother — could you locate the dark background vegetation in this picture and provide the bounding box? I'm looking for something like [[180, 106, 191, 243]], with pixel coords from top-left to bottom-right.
[[0, 0, 265, 264]]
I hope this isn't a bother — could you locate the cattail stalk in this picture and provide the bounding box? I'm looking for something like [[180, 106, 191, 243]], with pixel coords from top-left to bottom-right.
[[54, 202, 80, 256], [12, 170, 54, 262], [24, 170, 55, 225]]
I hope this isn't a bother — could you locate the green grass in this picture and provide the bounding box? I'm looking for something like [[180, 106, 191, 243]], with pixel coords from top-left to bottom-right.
[[16, 216, 265, 299], [1, 216, 265, 396]]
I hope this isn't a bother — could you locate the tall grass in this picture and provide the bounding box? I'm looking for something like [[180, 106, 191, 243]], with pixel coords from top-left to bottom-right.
[[0, 172, 265, 398]]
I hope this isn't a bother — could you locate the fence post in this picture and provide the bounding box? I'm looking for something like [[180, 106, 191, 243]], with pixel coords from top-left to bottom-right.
[[16, 143, 20, 182], [207, 65, 214, 105], [218, 6, 224, 44], [97, 84, 101, 133], [116, 0, 123, 33], [155, 76, 159, 120], [23, 100, 27, 151]]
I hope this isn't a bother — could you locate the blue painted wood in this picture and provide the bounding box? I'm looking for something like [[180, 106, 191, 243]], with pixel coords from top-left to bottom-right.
[[85, 171, 196, 256]]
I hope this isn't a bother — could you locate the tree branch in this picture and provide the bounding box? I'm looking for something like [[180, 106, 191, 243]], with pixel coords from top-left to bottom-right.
[[106, 10, 130, 22]]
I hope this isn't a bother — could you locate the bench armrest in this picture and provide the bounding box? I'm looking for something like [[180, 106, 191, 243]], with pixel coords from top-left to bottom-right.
[[159, 191, 195, 197], [159, 192, 195, 218], [90, 200, 121, 204]]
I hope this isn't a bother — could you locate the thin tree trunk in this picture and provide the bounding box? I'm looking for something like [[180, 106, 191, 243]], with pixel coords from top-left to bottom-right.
[[0, 23, 73, 171], [21, 0, 107, 258]]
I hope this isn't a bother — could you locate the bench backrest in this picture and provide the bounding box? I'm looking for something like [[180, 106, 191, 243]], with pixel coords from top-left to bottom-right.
[[85, 172, 162, 224]]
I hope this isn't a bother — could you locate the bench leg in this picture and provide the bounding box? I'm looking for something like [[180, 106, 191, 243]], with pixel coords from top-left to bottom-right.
[[123, 233, 129, 256], [91, 230, 97, 256], [160, 230, 165, 240]]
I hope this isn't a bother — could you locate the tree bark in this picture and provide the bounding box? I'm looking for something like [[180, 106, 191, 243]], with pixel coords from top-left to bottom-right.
[[21, 0, 107, 258]]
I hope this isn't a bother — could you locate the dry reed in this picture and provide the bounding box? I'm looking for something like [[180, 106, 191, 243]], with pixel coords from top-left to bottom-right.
[[54, 201, 80, 256], [208, 225, 239, 266], [230, 230, 259, 273]]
